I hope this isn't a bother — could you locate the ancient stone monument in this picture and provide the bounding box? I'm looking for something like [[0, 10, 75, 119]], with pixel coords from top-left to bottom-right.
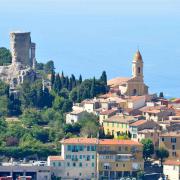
[[0, 32, 36, 92]]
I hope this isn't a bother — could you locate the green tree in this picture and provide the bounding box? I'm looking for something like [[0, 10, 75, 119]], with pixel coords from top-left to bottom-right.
[[100, 71, 107, 85], [44, 60, 55, 73], [53, 74, 62, 93], [90, 77, 96, 98], [156, 147, 169, 166], [78, 75, 82, 84], [0, 47, 12, 65], [141, 139, 154, 161]]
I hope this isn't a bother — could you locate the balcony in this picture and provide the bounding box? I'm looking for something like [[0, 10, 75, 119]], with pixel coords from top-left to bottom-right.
[[72, 158, 78, 161], [115, 154, 136, 161]]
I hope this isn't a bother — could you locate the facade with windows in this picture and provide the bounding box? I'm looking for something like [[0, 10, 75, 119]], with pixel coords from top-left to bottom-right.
[[159, 131, 180, 159], [61, 138, 97, 179], [97, 139, 144, 179], [103, 115, 135, 138], [48, 138, 144, 180]]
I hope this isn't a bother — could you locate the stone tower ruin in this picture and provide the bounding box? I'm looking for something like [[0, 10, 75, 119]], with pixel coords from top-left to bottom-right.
[[10, 32, 35, 67]]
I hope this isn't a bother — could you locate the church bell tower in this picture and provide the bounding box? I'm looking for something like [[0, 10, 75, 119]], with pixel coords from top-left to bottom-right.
[[132, 50, 144, 80]]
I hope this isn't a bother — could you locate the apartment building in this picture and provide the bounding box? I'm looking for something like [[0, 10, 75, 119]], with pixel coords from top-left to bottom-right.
[[61, 138, 98, 179], [97, 139, 144, 179], [159, 131, 180, 159], [103, 115, 135, 138], [48, 138, 144, 180]]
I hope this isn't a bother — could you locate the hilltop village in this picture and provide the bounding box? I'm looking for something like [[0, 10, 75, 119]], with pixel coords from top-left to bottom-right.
[[0, 32, 179, 180]]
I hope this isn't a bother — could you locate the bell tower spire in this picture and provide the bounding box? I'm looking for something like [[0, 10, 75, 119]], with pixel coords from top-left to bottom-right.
[[132, 50, 143, 79]]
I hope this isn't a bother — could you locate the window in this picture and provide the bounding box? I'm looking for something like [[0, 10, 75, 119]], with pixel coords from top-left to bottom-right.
[[92, 173, 95, 177], [79, 145, 83, 151], [112, 123, 114, 127], [125, 146, 128, 151], [119, 146, 121, 151], [138, 67, 141, 74], [79, 162, 82, 167], [172, 145, 176, 150], [161, 137, 164, 142], [91, 145, 96, 151], [80, 155, 82, 159], [92, 162, 94, 167], [87, 146, 90, 151], [73, 162, 76, 167], [67, 145, 71, 151], [92, 155, 94, 159], [53, 162, 56, 167], [79, 173, 82, 176], [117, 131, 120, 137], [116, 163, 118, 167], [67, 162, 70, 167], [171, 138, 176, 143], [67, 172, 69, 176], [123, 164, 125, 167], [87, 155, 90, 161], [172, 152, 176, 157], [58, 162, 61, 166]]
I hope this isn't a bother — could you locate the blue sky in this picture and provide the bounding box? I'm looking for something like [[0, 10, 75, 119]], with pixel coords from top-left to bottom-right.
[[0, 0, 180, 97]]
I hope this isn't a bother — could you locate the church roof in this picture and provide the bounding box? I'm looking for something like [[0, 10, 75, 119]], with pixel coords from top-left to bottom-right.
[[108, 77, 130, 88], [133, 50, 143, 62]]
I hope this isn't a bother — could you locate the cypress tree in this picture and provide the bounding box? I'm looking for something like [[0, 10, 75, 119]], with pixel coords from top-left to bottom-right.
[[100, 71, 107, 85], [79, 74, 82, 84], [90, 77, 96, 98], [54, 74, 62, 93]]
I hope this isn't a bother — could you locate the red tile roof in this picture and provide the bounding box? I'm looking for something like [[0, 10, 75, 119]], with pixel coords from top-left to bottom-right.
[[99, 139, 142, 146], [48, 156, 64, 161], [61, 138, 98, 144], [164, 159, 180, 166], [108, 77, 131, 88], [100, 109, 118, 115], [130, 120, 147, 127]]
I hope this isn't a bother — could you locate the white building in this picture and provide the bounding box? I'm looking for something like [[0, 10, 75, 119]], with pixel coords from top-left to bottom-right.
[[66, 109, 84, 124], [163, 159, 180, 180]]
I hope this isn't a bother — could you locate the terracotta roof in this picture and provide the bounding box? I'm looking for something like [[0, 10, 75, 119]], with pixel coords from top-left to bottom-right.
[[175, 110, 180, 116], [160, 131, 180, 137], [100, 109, 118, 115], [172, 98, 180, 104], [164, 159, 180, 166], [140, 105, 171, 114], [108, 77, 130, 88], [70, 109, 84, 115], [99, 139, 142, 146], [133, 50, 143, 61], [61, 138, 98, 144], [128, 96, 145, 102], [104, 115, 134, 123], [130, 120, 147, 127], [48, 156, 64, 161]]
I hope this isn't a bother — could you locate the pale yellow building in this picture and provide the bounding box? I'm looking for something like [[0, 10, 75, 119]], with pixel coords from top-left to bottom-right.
[[103, 114, 135, 138], [108, 50, 148, 96], [97, 139, 144, 179]]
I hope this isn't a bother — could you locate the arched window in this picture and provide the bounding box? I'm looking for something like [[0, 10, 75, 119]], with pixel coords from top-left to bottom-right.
[[133, 89, 137, 96], [138, 67, 141, 74]]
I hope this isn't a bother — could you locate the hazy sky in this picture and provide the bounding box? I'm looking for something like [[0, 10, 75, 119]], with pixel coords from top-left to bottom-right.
[[0, 0, 180, 96]]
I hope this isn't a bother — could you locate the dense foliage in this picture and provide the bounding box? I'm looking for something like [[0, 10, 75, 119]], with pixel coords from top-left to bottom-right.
[[0, 58, 108, 159], [141, 138, 154, 161], [0, 47, 12, 66]]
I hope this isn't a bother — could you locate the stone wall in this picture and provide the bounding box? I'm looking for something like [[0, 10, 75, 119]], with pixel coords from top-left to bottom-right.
[[10, 32, 33, 67]]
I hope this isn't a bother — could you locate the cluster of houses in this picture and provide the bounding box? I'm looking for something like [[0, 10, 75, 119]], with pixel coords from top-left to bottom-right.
[[0, 51, 179, 180]]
